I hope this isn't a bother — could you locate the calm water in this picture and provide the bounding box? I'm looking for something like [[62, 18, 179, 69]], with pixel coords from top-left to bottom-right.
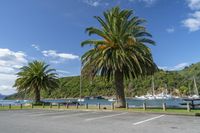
[[0, 98, 192, 108]]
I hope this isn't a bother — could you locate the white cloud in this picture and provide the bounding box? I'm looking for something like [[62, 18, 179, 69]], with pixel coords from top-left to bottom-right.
[[57, 70, 71, 77], [0, 48, 27, 95], [171, 63, 189, 71], [83, 0, 100, 7], [82, 0, 110, 7], [182, 0, 200, 32], [158, 66, 168, 70], [159, 63, 189, 71], [129, 0, 157, 6], [57, 70, 70, 74], [31, 44, 40, 51], [0, 85, 16, 95], [187, 0, 200, 10], [166, 28, 175, 33], [42, 50, 79, 64], [42, 50, 79, 60], [182, 11, 200, 32]]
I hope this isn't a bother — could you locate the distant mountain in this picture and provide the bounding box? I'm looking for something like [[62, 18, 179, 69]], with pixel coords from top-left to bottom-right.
[[0, 93, 6, 99]]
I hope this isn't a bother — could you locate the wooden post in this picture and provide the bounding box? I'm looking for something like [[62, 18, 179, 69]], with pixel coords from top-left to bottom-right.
[[143, 102, 146, 110], [66, 103, 69, 109], [85, 103, 88, 109], [31, 103, 34, 109], [20, 104, 23, 109], [76, 103, 79, 109], [111, 102, 114, 110], [50, 103, 52, 109], [9, 104, 11, 109], [58, 103, 60, 109], [126, 103, 129, 110], [187, 102, 191, 112], [163, 103, 166, 111], [191, 100, 195, 109], [98, 103, 100, 110]]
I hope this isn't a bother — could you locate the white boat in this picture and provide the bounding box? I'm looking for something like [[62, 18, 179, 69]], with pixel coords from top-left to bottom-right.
[[155, 91, 173, 99], [188, 76, 200, 99], [78, 68, 85, 102], [108, 98, 116, 102], [189, 95, 200, 99], [23, 100, 28, 102], [146, 94, 156, 100], [77, 98, 85, 102], [135, 76, 156, 100], [135, 95, 147, 100], [135, 76, 176, 100], [146, 76, 156, 100]]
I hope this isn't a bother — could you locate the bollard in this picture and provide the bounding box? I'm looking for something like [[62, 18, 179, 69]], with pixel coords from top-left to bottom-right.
[[31, 103, 34, 109], [42, 103, 45, 108], [66, 103, 69, 109], [187, 102, 191, 112], [9, 104, 11, 109], [111, 102, 114, 110], [162, 103, 166, 111], [50, 103, 52, 109], [76, 103, 79, 109], [143, 102, 146, 110], [98, 103, 101, 110], [85, 103, 88, 109], [20, 104, 23, 109], [126, 103, 129, 110]]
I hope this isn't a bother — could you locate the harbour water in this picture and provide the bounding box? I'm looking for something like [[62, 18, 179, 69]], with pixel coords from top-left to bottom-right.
[[0, 98, 194, 108]]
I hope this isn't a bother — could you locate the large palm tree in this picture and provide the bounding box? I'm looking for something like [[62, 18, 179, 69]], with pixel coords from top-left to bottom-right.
[[14, 60, 59, 104], [81, 7, 157, 108]]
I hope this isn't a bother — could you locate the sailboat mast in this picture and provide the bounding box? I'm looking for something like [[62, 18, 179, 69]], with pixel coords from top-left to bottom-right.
[[188, 83, 191, 96], [152, 76, 155, 96], [80, 67, 82, 99], [193, 76, 199, 96]]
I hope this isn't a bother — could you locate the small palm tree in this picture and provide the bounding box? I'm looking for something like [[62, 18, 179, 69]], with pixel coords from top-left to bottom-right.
[[81, 7, 157, 107], [14, 61, 59, 104]]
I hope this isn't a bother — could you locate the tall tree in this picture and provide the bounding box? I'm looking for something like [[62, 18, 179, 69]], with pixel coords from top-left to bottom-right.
[[81, 7, 157, 107], [14, 61, 59, 104]]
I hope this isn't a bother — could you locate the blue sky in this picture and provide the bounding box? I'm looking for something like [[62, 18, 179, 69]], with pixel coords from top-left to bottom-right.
[[0, 0, 200, 95]]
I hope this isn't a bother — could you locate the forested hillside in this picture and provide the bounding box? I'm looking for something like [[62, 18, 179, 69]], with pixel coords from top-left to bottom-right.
[[5, 62, 200, 100]]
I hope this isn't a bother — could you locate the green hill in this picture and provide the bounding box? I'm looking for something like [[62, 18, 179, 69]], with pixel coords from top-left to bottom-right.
[[5, 62, 200, 100], [179, 62, 200, 78]]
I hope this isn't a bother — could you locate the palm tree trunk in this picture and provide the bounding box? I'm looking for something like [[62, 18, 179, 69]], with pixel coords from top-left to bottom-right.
[[34, 88, 41, 104], [114, 69, 126, 108]]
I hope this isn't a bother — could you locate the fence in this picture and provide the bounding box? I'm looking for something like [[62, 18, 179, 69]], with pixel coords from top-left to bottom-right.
[[0, 102, 196, 112]]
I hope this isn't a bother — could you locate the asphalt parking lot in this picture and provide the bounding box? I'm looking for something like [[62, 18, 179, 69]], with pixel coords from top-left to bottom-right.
[[0, 109, 199, 133]]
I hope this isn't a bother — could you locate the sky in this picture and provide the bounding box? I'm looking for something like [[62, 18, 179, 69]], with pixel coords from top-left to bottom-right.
[[0, 0, 200, 95]]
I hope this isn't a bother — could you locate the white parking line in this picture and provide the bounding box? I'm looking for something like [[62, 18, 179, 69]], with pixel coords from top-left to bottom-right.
[[85, 112, 128, 121], [133, 115, 165, 126]]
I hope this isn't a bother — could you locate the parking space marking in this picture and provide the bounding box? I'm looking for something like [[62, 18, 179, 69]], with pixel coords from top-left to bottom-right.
[[133, 115, 165, 126], [85, 112, 128, 121]]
